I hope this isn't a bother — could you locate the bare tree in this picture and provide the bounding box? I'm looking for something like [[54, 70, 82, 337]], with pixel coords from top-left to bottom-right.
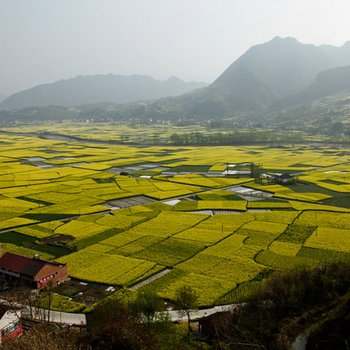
[[43, 280, 54, 324]]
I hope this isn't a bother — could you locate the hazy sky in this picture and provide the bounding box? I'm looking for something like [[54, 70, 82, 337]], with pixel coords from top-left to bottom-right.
[[1, 0, 350, 95]]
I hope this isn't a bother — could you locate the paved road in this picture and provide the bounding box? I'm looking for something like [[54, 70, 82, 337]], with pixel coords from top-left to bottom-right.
[[22, 303, 236, 325], [22, 306, 86, 325], [0, 299, 86, 326], [1, 297, 238, 325]]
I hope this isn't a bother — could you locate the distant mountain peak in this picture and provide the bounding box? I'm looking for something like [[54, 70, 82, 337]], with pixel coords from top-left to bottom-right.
[[165, 76, 183, 83], [266, 36, 301, 47], [271, 36, 298, 42]]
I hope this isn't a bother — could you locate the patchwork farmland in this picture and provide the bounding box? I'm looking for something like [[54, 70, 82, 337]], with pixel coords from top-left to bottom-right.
[[1, 126, 350, 309]]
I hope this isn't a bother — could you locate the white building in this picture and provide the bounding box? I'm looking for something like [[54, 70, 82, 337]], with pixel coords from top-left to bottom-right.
[[0, 308, 22, 345]]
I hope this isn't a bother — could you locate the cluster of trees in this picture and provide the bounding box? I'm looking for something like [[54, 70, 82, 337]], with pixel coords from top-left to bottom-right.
[[168, 131, 304, 145], [208, 262, 350, 349]]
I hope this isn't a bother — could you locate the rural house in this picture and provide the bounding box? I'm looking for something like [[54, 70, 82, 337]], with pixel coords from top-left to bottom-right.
[[0, 252, 68, 289], [271, 173, 296, 185]]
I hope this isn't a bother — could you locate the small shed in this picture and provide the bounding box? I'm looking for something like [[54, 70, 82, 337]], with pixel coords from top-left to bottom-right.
[[198, 311, 231, 339], [0, 306, 22, 344]]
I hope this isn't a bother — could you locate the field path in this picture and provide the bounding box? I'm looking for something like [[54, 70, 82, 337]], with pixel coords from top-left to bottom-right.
[[160, 303, 238, 322]]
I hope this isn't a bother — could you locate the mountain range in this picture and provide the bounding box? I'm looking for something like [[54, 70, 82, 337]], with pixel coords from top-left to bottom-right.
[[1, 36, 350, 123], [0, 75, 207, 109], [130, 36, 350, 120]]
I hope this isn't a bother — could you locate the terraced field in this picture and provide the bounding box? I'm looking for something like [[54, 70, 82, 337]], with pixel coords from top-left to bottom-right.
[[1, 125, 350, 308]]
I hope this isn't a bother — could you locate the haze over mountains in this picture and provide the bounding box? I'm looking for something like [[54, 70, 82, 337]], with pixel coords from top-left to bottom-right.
[[138, 36, 350, 119], [279, 65, 350, 106], [1, 37, 350, 122], [0, 75, 207, 109]]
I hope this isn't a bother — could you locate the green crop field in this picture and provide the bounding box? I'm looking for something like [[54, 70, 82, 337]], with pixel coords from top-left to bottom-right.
[[1, 124, 350, 309]]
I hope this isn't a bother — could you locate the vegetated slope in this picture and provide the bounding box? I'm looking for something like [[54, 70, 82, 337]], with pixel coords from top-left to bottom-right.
[[266, 66, 350, 134], [266, 92, 350, 136], [209, 263, 350, 350], [279, 65, 350, 105], [0, 74, 207, 109]]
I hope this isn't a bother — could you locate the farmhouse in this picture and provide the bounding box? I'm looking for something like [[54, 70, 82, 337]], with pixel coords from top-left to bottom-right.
[[0, 252, 68, 289], [271, 173, 296, 185], [0, 306, 22, 345]]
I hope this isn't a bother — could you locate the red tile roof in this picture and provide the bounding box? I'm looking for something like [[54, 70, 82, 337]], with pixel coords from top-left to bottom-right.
[[0, 253, 32, 273], [20, 259, 47, 278]]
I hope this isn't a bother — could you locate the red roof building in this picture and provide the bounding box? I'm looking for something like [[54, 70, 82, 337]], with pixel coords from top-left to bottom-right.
[[0, 252, 68, 289]]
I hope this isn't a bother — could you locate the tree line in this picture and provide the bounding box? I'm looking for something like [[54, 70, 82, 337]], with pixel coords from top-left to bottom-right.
[[168, 131, 304, 145]]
